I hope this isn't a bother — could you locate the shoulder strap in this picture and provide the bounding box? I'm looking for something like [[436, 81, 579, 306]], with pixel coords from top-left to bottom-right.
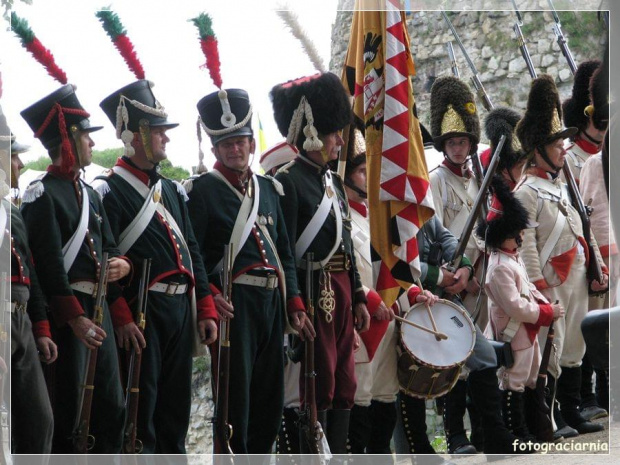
[[61, 182, 90, 273]]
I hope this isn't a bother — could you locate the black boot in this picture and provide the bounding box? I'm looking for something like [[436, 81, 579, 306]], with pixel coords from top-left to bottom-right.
[[466, 389, 484, 453], [595, 368, 609, 412], [545, 373, 578, 440], [467, 368, 532, 454], [557, 366, 604, 434], [580, 354, 607, 421], [326, 409, 351, 455], [367, 400, 397, 454], [442, 380, 477, 454], [348, 404, 371, 454], [277, 407, 301, 453], [501, 390, 535, 441], [399, 395, 436, 454]]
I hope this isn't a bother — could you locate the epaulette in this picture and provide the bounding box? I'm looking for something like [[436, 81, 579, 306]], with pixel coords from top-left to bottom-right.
[[91, 177, 111, 200], [180, 172, 208, 195], [275, 159, 296, 175], [22, 179, 44, 204], [173, 180, 189, 202], [260, 174, 285, 196]]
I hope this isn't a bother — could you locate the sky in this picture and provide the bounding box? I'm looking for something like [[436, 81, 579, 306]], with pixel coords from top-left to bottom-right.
[[0, 0, 338, 178]]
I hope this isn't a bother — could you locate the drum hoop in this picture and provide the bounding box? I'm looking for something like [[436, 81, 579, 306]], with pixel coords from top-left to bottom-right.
[[398, 298, 476, 369]]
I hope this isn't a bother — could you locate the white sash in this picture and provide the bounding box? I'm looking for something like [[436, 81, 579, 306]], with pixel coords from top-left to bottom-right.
[[62, 183, 90, 273], [209, 170, 260, 269], [118, 180, 161, 255], [295, 171, 342, 268]]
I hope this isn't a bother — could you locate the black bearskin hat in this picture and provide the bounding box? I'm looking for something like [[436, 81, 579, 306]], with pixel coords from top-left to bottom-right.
[[430, 76, 480, 154], [562, 60, 601, 134], [516, 74, 577, 156], [270, 72, 352, 153], [589, 47, 609, 131], [484, 107, 525, 173], [476, 175, 533, 249]]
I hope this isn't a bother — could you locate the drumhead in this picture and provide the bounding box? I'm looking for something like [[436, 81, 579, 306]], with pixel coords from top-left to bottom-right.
[[400, 299, 475, 368]]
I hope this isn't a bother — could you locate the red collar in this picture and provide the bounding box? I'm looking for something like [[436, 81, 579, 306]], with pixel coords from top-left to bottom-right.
[[47, 165, 80, 181], [116, 157, 151, 186], [499, 247, 518, 255], [442, 159, 465, 177], [349, 200, 367, 218], [574, 137, 601, 155], [532, 167, 555, 180], [214, 161, 252, 192]]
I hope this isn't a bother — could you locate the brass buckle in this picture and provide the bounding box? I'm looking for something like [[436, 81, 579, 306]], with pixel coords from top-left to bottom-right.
[[166, 282, 180, 295], [266, 275, 278, 290]]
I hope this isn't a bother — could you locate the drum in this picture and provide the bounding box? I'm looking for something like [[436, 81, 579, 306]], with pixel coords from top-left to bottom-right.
[[397, 299, 475, 399]]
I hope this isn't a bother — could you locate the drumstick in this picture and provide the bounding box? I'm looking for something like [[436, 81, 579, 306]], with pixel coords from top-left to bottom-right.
[[415, 279, 441, 341], [394, 315, 448, 340]]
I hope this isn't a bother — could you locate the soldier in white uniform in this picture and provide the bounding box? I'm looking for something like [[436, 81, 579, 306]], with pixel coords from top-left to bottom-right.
[[477, 176, 563, 441], [428, 75, 485, 454], [514, 75, 608, 439]]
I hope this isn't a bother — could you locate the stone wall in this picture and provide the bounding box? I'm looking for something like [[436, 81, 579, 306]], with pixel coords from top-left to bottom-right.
[[331, 0, 608, 139]]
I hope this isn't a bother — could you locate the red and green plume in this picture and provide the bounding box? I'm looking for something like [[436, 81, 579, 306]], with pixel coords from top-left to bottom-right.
[[10, 12, 68, 84], [191, 13, 222, 89], [96, 9, 145, 80]]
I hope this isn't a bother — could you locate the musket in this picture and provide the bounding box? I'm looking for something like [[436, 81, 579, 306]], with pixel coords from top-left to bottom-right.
[[562, 164, 605, 294], [0, 272, 8, 465], [73, 252, 110, 453], [524, 321, 555, 442], [548, 0, 577, 75], [122, 258, 152, 454], [446, 135, 506, 272], [511, 0, 538, 79], [299, 252, 322, 454], [469, 152, 488, 218], [441, 11, 494, 111], [446, 41, 460, 79], [213, 244, 234, 455]]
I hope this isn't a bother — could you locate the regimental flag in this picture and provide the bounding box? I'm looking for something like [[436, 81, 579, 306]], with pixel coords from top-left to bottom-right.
[[342, 0, 434, 308], [258, 113, 267, 153]]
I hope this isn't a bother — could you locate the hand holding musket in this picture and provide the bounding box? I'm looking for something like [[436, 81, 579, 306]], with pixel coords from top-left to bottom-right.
[[446, 135, 506, 273], [562, 164, 606, 295], [122, 258, 152, 454], [213, 244, 234, 455], [73, 252, 110, 453]]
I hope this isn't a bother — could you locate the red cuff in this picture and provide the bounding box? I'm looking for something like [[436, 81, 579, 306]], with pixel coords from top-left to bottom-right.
[[407, 286, 422, 305], [287, 295, 305, 314], [50, 295, 85, 327], [209, 283, 221, 296], [366, 289, 383, 316], [197, 294, 218, 321], [536, 303, 554, 327], [533, 278, 549, 291], [32, 320, 52, 339], [109, 297, 135, 328]]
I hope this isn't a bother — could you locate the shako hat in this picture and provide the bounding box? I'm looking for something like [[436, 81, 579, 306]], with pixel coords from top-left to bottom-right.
[[270, 72, 352, 153], [562, 60, 601, 134], [475, 175, 535, 249], [483, 107, 524, 172], [516, 74, 577, 156], [430, 75, 480, 154], [21, 84, 102, 150], [197, 89, 253, 146]]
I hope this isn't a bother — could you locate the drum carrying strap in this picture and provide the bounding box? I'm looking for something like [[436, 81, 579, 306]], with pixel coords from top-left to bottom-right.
[[62, 182, 90, 273], [296, 170, 342, 269]]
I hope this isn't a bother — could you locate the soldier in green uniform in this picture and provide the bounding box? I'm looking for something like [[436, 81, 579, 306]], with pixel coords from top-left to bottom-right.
[[271, 72, 371, 454], [95, 79, 218, 453], [186, 88, 314, 454], [19, 84, 131, 453], [0, 109, 55, 453]]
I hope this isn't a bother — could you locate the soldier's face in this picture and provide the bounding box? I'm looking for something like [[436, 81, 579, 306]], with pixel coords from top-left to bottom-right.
[[11, 154, 24, 187], [444, 137, 471, 165], [76, 131, 95, 167], [538, 138, 566, 170], [213, 136, 255, 172], [320, 130, 344, 162], [150, 128, 170, 162], [349, 162, 367, 195]]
